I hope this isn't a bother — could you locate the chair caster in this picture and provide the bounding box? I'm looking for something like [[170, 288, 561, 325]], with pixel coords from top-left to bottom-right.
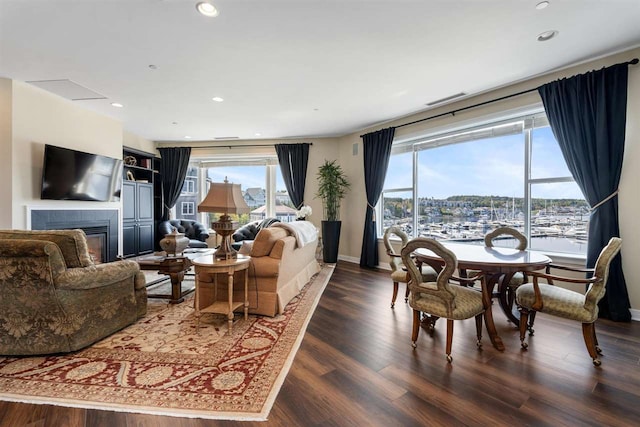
[[476, 340, 482, 349], [446, 355, 453, 363], [404, 297, 408, 303], [596, 346, 602, 355], [521, 341, 528, 350], [411, 341, 417, 348], [528, 328, 535, 336], [391, 302, 395, 309], [593, 358, 601, 366]]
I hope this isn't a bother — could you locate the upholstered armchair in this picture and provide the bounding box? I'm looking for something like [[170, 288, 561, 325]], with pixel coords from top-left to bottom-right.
[[401, 237, 485, 363], [158, 219, 209, 248], [383, 226, 437, 308], [516, 237, 622, 366], [0, 229, 147, 356]]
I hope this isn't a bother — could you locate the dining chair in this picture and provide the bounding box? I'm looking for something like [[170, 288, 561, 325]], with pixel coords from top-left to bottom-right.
[[383, 226, 437, 308], [515, 237, 622, 366], [401, 237, 485, 363]]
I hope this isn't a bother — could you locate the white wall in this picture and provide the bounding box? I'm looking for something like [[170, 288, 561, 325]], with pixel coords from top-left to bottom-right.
[[0, 79, 12, 229], [336, 47, 640, 313]]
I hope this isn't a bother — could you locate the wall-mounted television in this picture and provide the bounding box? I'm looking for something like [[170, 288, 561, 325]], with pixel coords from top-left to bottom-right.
[[41, 144, 123, 202]]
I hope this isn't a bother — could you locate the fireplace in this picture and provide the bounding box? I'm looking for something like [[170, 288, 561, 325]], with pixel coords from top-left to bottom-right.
[[30, 209, 119, 263]]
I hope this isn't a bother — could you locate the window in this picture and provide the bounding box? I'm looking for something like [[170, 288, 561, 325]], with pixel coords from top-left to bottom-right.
[[181, 202, 195, 216], [181, 178, 196, 194], [202, 159, 297, 225], [379, 112, 589, 255]]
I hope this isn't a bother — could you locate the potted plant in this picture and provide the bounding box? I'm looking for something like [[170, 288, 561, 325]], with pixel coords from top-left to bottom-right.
[[315, 160, 350, 263]]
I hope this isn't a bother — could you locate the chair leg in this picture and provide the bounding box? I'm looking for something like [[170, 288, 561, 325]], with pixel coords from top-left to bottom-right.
[[582, 323, 601, 366], [404, 284, 410, 303], [528, 312, 537, 336], [391, 281, 399, 308], [518, 306, 530, 349], [592, 323, 602, 354], [411, 309, 420, 348], [475, 314, 483, 349], [446, 319, 454, 363]]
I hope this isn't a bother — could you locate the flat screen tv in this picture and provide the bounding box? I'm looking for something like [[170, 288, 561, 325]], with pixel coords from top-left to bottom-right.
[[41, 144, 123, 202]]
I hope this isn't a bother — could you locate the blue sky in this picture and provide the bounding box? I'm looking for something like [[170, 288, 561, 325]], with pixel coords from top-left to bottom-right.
[[207, 166, 288, 192], [384, 126, 584, 200]]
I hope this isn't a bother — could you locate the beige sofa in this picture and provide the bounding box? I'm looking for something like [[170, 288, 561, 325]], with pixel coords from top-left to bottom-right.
[[197, 225, 320, 317], [0, 229, 147, 355]]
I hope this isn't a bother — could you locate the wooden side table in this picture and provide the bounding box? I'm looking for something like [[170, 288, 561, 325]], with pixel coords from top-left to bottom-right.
[[191, 254, 251, 332]]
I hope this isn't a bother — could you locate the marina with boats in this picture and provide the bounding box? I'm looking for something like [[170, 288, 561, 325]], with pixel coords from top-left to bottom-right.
[[383, 196, 590, 254]]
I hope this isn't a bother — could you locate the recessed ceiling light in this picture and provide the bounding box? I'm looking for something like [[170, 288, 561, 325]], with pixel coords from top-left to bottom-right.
[[212, 97, 224, 102], [536, 1, 550, 10], [111, 102, 123, 108], [184, 136, 192, 139], [255, 133, 261, 136], [196, 2, 219, 17], [537, 30, 558, 42]]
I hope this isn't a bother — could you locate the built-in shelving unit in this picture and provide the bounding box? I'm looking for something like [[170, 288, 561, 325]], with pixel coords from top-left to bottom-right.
[[122, 147, 157, 258]]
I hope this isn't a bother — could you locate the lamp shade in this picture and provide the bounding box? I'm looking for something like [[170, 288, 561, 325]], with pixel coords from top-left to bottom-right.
[[198, 179, 251, 214]]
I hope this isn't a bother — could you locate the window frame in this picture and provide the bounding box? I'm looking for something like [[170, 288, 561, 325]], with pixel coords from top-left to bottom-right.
[[377, 110, 586, 259], [181, 201, 195, 216]]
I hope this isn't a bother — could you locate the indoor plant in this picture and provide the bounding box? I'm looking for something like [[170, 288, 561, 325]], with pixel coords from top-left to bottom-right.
[[315, 160, 350, 262]]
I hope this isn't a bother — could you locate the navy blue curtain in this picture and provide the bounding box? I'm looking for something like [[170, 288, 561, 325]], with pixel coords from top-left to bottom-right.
[[275, 143, 310, 210], [360, 127, 395, 268], [158, 147, 191, 221], [538, 62, 631, 321]]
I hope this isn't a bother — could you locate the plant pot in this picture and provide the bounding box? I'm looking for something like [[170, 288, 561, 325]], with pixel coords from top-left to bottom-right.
[[322, 220, 341, 263]]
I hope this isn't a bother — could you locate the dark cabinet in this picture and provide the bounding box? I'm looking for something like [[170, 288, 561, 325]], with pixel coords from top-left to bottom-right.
[[122, 178, 155, 258]]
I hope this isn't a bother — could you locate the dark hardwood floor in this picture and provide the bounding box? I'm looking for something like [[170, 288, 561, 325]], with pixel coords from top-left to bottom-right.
[[2, 261, 639, 426]]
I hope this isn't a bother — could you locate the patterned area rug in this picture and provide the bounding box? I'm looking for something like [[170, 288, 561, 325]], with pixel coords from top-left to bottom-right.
[[0, 264, 334, 420]]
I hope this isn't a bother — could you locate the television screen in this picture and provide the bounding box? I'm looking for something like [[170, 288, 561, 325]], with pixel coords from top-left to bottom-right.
[[41, 144, 123, 202]]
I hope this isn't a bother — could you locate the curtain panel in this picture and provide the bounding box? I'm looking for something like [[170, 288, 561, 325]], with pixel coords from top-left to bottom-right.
[[275, 143, 310, 210], [537, 62, 631, 321], [158, 147, 192, 221], [360, 127, 395, 268]]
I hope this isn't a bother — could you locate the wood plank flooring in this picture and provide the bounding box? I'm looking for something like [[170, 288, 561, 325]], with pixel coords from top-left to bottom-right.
[[1, 261, 639, 426]]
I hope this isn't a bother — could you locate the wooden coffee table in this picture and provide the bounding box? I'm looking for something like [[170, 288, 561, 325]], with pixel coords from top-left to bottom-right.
[[137, 249, 215, 304]]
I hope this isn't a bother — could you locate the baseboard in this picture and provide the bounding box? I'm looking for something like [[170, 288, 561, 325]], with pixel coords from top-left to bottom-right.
[[630, 308, 640, 322], [337, 254, 360, 264]]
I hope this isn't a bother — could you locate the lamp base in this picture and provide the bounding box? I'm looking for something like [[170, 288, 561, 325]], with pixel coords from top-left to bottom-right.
[[212, 216, 238, 260]]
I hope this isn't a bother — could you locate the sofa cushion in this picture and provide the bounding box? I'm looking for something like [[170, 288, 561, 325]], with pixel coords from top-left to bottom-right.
[[250, 227, 289, 257]]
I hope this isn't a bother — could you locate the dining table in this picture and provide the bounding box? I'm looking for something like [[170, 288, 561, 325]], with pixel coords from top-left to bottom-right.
[[412, 242, 551, 351]]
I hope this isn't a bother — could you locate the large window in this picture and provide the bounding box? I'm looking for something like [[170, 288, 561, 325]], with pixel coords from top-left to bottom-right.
[[380, 112, 589, 256], [203, 161, 297, 225]]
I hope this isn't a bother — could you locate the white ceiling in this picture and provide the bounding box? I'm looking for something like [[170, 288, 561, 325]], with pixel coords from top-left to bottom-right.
[[1, 0, 639, 143]]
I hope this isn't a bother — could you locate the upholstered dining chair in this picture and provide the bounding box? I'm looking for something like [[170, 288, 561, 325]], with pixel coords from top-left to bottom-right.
[[516, 237, 622, 366], [383, 226, 437, 308], [401, 237, 486, 363]]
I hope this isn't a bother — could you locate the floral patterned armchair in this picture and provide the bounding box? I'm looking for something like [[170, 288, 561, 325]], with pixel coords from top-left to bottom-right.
[[0, 229, 147, 355]]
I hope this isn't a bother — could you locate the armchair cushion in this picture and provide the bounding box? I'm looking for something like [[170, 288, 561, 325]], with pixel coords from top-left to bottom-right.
[[0, 229, 92, 268]]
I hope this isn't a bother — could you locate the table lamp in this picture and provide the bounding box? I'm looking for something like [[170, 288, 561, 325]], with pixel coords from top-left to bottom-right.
[[197, 178, 251, 259]]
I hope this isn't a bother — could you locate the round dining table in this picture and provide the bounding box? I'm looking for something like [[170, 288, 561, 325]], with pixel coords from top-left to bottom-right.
[[412, 242, 551, 351]]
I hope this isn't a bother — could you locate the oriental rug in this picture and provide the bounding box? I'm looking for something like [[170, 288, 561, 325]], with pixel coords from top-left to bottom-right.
[[0, 264, 334, 421]]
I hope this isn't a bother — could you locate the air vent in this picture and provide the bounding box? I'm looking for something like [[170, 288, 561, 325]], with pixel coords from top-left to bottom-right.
[[27, 79, 107, 101], [214, 136, 240, 140], [426, 92, 466, 106]]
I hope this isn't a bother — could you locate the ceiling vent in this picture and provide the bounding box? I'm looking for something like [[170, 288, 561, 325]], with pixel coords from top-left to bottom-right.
[[26, 79, 107, 101], [214, 136, 240, 140], [426, 92, 466, 106]]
